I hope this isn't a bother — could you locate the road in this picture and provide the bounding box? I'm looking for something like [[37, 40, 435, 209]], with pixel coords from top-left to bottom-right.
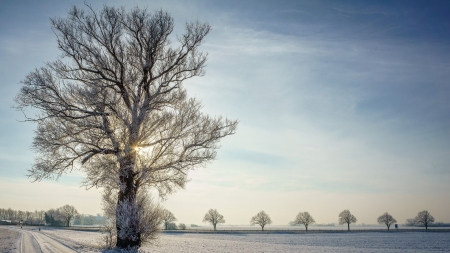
[[7, 226, 78, 253]]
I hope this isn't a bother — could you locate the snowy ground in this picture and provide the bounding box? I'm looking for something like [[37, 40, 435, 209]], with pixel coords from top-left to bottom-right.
[[146, 232, 450, 252], [0, 227, 20, 253], [1, 226, 449, 252]]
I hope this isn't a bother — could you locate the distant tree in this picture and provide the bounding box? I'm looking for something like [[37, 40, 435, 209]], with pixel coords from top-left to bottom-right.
[[45, 209, 64, 226], [405, 218, 417, 226], [82, 215, 96, 225], [203, 209, 225, 231], [377, 212, 397, 230], [415, 210, 435, 230], [250, 211, 272, 231], [24, 211, 33, 224], [7, 208, 14, 221], [178, 223, 186, 230], [73, 215, 82, 225], [59, 205, 79, 227], [18, 211, 25, 223], [294, 212, 316, 231], [338, 209, 357, 231], [161, 209, 177, 230], [167, 223, 177, 230]]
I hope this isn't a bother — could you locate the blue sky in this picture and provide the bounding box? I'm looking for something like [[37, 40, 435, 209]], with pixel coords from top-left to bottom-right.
[[1, 0, 450, 225]]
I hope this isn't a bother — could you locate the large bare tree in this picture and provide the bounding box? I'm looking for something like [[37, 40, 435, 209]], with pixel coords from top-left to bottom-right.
[[294, 211, 315, 231], [250, 211, 272, 231], [15, 4, 237, 249], [415, 210, 435, 230], [377, 212, 397, 230], [203, 209, 225, 231], [338, 209, 357, 231]]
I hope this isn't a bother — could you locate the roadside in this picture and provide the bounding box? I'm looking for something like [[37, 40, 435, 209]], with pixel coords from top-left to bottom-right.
[[0, 227, 20, 253]]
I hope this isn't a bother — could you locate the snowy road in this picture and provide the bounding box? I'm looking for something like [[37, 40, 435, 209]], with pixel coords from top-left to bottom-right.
[[7, 227, 78, 253]]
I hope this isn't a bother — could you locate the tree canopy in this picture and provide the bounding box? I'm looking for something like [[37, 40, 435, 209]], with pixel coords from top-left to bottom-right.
[[338, 209, 357, 231], [203, 209, 225, 231], [294, 211, 315, 231], [250, 211, 272, 231], [377, 212, 397, 230]]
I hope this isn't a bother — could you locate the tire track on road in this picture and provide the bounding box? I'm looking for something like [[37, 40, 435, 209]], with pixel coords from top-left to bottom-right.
[[20, 230, 42, 253], [6, 226, 79, 253]]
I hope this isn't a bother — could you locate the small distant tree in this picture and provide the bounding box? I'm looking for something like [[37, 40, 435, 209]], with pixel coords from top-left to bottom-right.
[[338, 209, 357, 231], [294, 212, 315, 231], [167, 223, 177, 230], [59, 205, 79, 227], [18, 211, 25, 222], [250, 211, 272, 231], [405, 218, 416, 226], [45, 209, 64, 226], [161, 209, 177, 230], [203, 209, 225, 231], [377, 212, 397, 230], [415, 210, 435, 230], [178, 223, 186, 230], [25, 211, 33, 224]]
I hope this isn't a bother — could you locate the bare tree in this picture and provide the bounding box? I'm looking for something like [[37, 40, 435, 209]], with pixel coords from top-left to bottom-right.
[[161, 209, 177, 230], [294, 212, 315, 231], [59, 205, 79, 227], [15, 4, 237, 250], [6, 208, 15, 222], [405, 218, 417, 226], [203, 209, 225, 231], [415, 210, 435, 230], [178, 223, 186, 230], [338, 209, 357, 231], [18, 211, 25, 223], [250, 211, 272, 231], [377, 212, 397, 230]]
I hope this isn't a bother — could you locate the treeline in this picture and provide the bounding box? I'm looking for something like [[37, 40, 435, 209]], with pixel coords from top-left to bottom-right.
[[1, 205, 104, 227], [0, 208, 45, 225], [161, 208, 439, 231], [73, 214, 106, 226]]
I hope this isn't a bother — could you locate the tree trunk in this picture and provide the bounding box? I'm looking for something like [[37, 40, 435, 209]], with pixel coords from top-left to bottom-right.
[[214, 224, 216, 231], [348, 223, 350, 231], [116, 156, 141, 249]]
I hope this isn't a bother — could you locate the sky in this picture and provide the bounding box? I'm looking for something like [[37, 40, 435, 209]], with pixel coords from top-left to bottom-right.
[[1, 0, 450, 226]]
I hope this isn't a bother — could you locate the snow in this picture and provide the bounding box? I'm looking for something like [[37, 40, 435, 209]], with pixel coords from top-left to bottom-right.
[[145, 232, 450, 252], [0, 227, 20, 253], [40, 227, 104, 249], [1, 226, 449, 252]]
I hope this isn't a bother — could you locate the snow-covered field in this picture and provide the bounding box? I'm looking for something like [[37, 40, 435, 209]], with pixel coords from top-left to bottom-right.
[[33, 228, 450, 252], [0, 227, 20, 253], [146, 232, 450, 252], [1, 226, 449, 252]]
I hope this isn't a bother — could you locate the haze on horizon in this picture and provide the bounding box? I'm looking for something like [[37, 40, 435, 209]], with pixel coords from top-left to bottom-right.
[[0, 0, 449, 226]]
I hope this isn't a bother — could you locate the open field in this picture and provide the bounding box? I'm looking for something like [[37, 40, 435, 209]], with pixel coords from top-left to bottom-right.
[[1, 226, 449, 252], [0, 227, 20, 253]]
